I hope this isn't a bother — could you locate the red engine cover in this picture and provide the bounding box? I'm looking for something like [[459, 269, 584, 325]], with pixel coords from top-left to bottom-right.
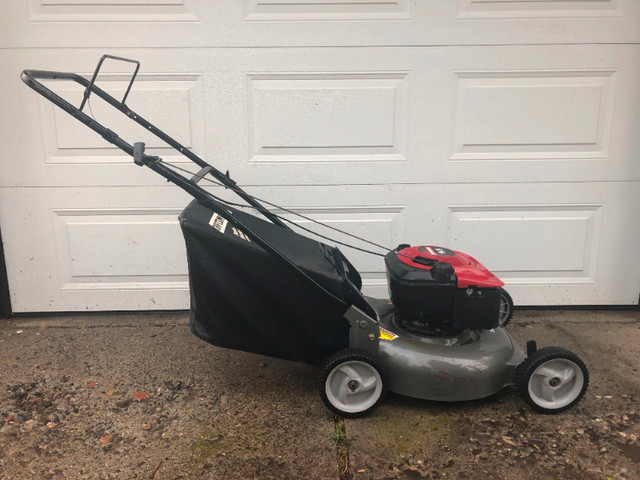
[[396, 245, 503, 289]]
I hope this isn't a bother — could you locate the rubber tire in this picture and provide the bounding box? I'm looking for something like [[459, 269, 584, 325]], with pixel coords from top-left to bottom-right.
[[517, 346, 589, 414], [498, 289, 514, 327], [319, 349, 387, 418]]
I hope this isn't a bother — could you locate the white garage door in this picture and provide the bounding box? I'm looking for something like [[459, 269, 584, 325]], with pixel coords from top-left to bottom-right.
[[1, 1, 639, 312]]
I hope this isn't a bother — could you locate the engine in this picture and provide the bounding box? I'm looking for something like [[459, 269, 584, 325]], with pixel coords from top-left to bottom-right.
[[385, 245, 504, 335]]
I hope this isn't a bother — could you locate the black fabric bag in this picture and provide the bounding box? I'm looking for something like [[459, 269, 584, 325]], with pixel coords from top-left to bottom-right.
[[179, 200, 365, 365]]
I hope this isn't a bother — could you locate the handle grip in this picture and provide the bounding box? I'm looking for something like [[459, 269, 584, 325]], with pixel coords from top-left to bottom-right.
[[133, 142, 146, 166]]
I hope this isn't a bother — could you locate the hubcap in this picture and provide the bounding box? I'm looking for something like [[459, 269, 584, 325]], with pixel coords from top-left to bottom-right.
[[528, 358, 584, 410], [325, 360, 383, 414]]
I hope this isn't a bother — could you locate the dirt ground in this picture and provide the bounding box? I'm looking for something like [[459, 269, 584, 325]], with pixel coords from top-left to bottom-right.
[[0, 309, 638, 480]]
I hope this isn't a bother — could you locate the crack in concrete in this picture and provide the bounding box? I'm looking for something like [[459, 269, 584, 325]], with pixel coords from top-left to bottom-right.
[[332, 415, 353, 480]]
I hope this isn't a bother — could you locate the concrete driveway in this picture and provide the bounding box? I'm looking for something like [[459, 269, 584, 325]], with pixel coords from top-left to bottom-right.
[[1, 309, 638, 479]]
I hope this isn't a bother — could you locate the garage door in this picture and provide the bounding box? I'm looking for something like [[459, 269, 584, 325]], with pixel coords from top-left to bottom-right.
[[1, 1, 639, 312]]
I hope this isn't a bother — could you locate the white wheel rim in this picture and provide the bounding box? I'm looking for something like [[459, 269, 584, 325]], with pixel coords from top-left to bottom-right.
[[325, 360, 383, 414], [528, 358, 584, 410]]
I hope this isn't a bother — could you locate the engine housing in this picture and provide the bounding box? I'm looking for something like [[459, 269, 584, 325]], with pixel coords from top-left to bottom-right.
[[385, 245, 503, 334]]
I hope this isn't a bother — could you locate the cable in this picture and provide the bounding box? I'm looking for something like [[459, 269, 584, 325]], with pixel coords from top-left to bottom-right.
[[252, 196, 390, 253], [87, 96, 96, 121], [276, 215, 386, 257], [158, 159, 391, 256]]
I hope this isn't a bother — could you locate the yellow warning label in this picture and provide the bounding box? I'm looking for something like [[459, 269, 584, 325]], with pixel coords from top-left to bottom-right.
[[379, 327, 398, 341]]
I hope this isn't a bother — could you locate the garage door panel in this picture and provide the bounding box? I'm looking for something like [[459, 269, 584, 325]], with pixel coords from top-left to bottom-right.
[[246, 182, 638, 306], [1, 186, 408, 310], [242, 0, 412, 22], [456, 0, 625, 20], [1, 181, 637, 310], [4, 46, 638, 188], [27, 0, 201, 23], [439, 183, 638, 306], [235, 45, 639, 186], [247, 72, 409, 164], [5, 1, 640, 48], [55, 208, 188, 279], [286, 180, 614, 303], [450, 70, 616, 161], [0, 187, 194, 312], [436, 49, 637, 184]]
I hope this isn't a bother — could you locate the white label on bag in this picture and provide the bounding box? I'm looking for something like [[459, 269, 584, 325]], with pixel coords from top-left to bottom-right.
[[209, 213, 228, 233]]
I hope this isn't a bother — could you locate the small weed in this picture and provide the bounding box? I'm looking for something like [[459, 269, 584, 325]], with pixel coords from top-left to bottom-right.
[[329, 420, 351, 448]]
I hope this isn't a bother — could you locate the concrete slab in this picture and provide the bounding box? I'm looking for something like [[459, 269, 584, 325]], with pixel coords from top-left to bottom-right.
[[1, 309, 638, 480], [0, 313, 337, 480], [345, 309, 640, 480]]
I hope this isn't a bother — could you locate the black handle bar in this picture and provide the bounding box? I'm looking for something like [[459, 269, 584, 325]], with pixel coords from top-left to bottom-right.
[[21, 68, 136, 156], [21, 57, 287, 228]]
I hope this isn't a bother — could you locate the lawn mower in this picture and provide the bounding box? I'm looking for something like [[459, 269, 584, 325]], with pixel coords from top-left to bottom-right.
[[22, 55, 589, 417]]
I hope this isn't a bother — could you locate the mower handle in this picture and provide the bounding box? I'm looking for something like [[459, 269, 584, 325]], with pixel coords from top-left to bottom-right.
[[22, 54, 140, 112], [21, 57, 289, 229], [21, 68, 136, 156]]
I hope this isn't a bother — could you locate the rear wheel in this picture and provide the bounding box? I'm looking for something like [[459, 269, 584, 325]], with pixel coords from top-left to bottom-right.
[[319, 349, 387, 418], [498, 289, 514, 327], [517, 347, 588, 413]]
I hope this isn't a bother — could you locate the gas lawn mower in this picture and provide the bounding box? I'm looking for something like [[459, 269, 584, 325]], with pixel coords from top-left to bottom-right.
[[22, 55, 589, 417]]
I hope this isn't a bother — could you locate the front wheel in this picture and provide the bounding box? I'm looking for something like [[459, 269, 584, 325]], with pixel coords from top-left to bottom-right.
[[517, 347, 588, 413], [319, 349, 387, 418]]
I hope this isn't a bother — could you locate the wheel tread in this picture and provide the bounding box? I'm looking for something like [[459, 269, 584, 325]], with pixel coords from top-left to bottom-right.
[[499, 289, 514, 327]]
